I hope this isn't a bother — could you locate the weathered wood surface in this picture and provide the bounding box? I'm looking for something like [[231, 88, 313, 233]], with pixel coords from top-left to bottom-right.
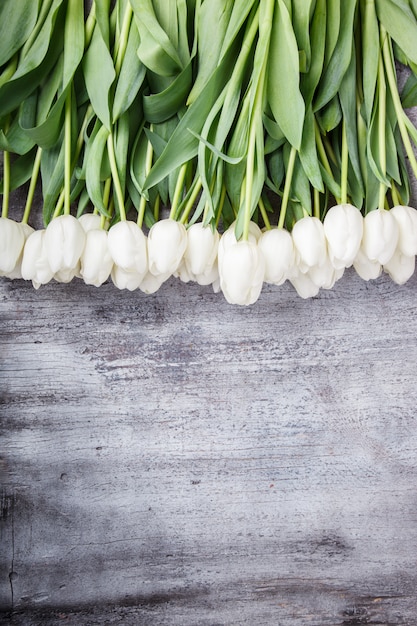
[[2, 258, 417, 624]]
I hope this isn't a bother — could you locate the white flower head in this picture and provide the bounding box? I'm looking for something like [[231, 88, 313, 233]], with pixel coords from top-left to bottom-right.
[[21, 229, 54, 289], [323, 203, 363, 269], [383, 250, 415, 285], [258, 227, 295, 285], [81, 229, 113, 287], [6, 223, 34, 280], [361, 208, 399, 265], [353, 247, 382, 281], [44, 214, 86, 273], [0, 217, 25, 275], [147, 218, 187, 276], [184, 223, 219, 281], [390, 205, 417, 257], [219, 239, 265, 306], [78, 213, 102, 233], [107, 220, 148, 277], [291, 216, 327, 272]]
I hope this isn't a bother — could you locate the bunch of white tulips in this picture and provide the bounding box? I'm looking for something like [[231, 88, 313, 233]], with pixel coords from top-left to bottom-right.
[[1, 203, 417, 306]]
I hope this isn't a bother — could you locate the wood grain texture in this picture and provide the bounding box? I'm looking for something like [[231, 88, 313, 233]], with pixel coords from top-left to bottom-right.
[[1, 266, 417, 625]]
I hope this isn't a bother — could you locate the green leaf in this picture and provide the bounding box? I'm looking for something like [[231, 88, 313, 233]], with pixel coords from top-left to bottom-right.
[[112, 20, 146, 122], [132, 0, 184, 76], [187, 0, 234, 103], [300, 0, 326, 106], [401, 72, 417, 108], [85, 124, 112, 216], [361, 0, 379, 124], [267, 0, 305, 149], [376, 0, 417, 65], [83, 18, 116, 130], [0, 148, 37, 193], [299, 106, 324, 191], [314, 0, 356, 111], [143, 62, 192, 123], [0, 0, 39, 66]]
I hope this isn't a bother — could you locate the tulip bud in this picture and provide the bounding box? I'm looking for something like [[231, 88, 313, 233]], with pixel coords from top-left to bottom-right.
[[111, 265, 144, 291], [139, 271, 170, 294], [383, 250, 415, 285], [290, 271, 320, 299], [219, 240, 265, 305], [21, 229, 54, 289], [218, 221, 261, 266], [361, 208, 399, 265], [353, 247, 382, 281], [184, 223, 219, 282], [78, 213, 102, 233], [258, 228, 295, 285], [390, 205, 417, 257], [6, 223, 34, 280], [44, 215, 86, 273], [308, 258, 344, 290], [80, 229, 113, 286], [0, 217, 25, 274], [107, 221, 148, 277], [323, 203, 363, 269], [291, 216, 327, 272], [147, 219, 187, 276]]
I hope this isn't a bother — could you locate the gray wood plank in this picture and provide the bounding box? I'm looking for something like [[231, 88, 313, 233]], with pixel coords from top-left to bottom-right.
[[1, 269, 417, 624]]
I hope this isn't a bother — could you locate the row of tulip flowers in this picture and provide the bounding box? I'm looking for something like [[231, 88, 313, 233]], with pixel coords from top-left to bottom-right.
[[1, 202, 416, 305]]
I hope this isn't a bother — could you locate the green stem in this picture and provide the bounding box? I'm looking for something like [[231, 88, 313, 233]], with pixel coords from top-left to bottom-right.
[[381, 25, 417, 180], [2, 150, 10, 218], [180, 177, 202, 224], [154, 194, 160, 222], [170, 163, 188, 219], [215, 185, 227, 228], [107, 131, 126, 221], [53, 190, 65, 219], [64, 89, 72, 215], [243, 122, 257, 240], [137, 132, 154, 227], [85, 1, 96, 48], [22, 147, 42, 224], [340, 119, 349, 205], [114, 3, 133, 75], [258, 197, 271, 230], [377, 42, 387, 211], [315, 122, 341, 204], [278, 146, 297, 230], [391, 180, 400, 206], [313, 187, 320, 219]]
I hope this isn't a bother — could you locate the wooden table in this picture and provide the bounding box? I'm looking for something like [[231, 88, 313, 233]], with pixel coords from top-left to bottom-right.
[[2, 252, 417, 624]]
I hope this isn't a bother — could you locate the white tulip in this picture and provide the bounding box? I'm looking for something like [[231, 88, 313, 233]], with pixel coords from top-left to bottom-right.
[[21, 229, 54, 289], [308, 258, 344, 290], [54, 265, 80, 283], [6, 223, 34, 279], [107, 220, 148, 277], [291, 216, 327, 272], [218, 221, 261, 266], [323, 203, 363, 269], [258, 228, 295, 285], [111, 265, 144, 291], [219, 240, 265, 305], [174, 260, 192, 283], [139, 271, 170, 294], [78, 213, 102, 232], [184, 223, 219, 282], [0, 217, 25, 275], [147, 219, 187, 276], [290, 271, 320, 299], [383, 250, 415, 285], [361, 208, 399, 265], [353, 247, 382, 281], [44, 214, 86, 273], [390, 205, 417, 257], [80, 229, 113, 286]]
